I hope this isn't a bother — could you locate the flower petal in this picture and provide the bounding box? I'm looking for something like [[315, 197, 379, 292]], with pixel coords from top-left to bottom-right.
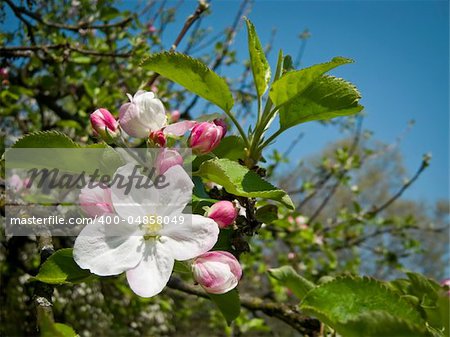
[[160, 214, 219, 261], [133, 91, 167, 131], [119, 102, 149, 138], [154, 165, 194, 216], [163, 120, 196, 136], [73, 214, 144, 276], [111, 163, 161, 221], [126, 240, 174, 297]]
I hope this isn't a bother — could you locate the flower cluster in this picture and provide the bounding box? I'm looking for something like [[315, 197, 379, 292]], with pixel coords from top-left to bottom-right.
[[76, 90, 241, 298], [89, 90, 227, 156]]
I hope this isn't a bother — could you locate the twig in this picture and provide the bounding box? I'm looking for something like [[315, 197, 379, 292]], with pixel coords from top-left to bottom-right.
[[0, 44, 132, 58], [147, 0, 210, 87], [366, 156, 430, 217], [167, 277, 320, 336], [306, 117, 363, 224], [5, 0, 132, 32], [4, 0, 36, 45]]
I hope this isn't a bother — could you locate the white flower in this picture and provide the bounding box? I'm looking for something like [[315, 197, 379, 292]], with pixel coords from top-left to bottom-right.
[[119, 90, 167, 138], [74, 164, 219, 297]]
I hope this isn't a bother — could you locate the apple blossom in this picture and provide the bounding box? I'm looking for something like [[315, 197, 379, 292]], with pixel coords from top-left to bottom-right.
[[170, 110, 181, 123], [74, 164, 219, 298], [192, 251, 242, 294], [189, 121, 226, 155], [206, 200, 237, 229], [149, 129, 166, 147], [7, 174, 24, 192], [155, 148, 183, 175], [79, 186, 114, 217], [90, 108, 119, 141], [119, 90, 167, 138]]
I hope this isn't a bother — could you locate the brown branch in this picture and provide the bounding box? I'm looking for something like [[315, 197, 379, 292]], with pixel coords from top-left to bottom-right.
[[34, 236, 55, 335], [0, 44, 132, 58], [4, 0, 36, 44], [147, 0, 210, 87], [167, 277, 320, 336], [5, 0, 132, 32], [304, 116, 364, 224], [366, 155, 430, 217]]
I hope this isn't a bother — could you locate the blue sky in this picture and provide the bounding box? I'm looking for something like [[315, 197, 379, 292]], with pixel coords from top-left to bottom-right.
[[171, 0, 448, 203], [4, 0, 448, 202]]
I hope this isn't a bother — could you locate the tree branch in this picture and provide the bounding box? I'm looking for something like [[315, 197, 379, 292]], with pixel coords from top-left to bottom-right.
[[0, 44, 132, 58], [147, 0, 210, 87], [5, 0, 132, 32], [34, 236, 55, 335], [366, 155, 430, 217], [167, 277, 321, 336]]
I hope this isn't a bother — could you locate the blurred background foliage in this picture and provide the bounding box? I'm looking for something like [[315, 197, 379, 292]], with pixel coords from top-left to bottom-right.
[[0, 0, 448, 336]]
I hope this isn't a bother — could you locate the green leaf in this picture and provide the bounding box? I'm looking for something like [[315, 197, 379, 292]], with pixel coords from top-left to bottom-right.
[[279, 75, 363, 130], [245, 18, 271, 97], [12, 131, 79, 148], [300, 276, 426, 336], [72, 56, 92, 64], [40, 314, 77, 337], [404, 273, 449, 334], [255, 204, 278, 224], [209, 289, 241, 325], [33, 248, 94, 284], [269, 56, 353, 108], [52, 323, 77, 337], [173, 261, 191, 274], [141, 52, 234, 112], [213, 229, 233, 251], [343, 311, 430, 337], [268, 266, 315, 299], [6, 135, 124, 176], [196, 158, 294, 209], [436, 293, 450, 337], [213, 135, 246, 161]]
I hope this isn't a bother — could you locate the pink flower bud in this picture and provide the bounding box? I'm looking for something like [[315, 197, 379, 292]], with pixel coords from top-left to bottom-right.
[[155, 148, 183, 175], [295, 215, 308, 230], [441, 278, 450, 296], [22, 178, 31, 189], [149, 130, 166, 147], [0, 67, 9, 80], [147, 24, 156, 33], [119, 91, 167, 138], [8, 174, 24, 192], [213, 119, 227, 137], [189, 121, 225, 155], [79, 186, 114, 217], [192, 251, 242, 294], [90, 108, 119, 141], [441, 279, 450, 287], [170, 110, 181, 123], [287, 252, 295, 260], [206, 200, 237, 229]]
